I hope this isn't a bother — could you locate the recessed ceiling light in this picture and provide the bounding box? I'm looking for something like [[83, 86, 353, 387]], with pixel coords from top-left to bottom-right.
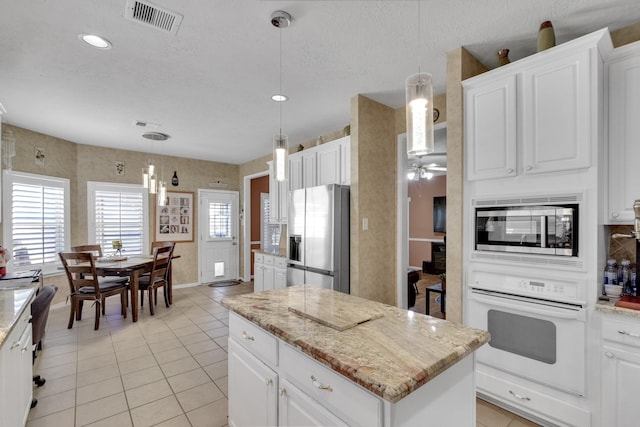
[[142, 132, 170, 141], [79, 34, 112, 49], [271, 94, 288, 102]]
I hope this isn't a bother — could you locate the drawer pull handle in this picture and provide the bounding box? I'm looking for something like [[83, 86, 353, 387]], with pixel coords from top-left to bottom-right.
[[618, 330, 640, 338], [506, 168, 514, 174], [509, 390, 531, 401], [10, 341, 20, 350], [242, 331, 255, 341], [605, 351, 614, 358], [310, 375, 333, 392]]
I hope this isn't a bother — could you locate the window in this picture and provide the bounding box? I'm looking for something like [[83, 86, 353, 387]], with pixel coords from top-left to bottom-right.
[[88, 182, 149, 256], [261, 193, 281, 253], [209, 202, 231, 239], [2, 171, 70, 274]]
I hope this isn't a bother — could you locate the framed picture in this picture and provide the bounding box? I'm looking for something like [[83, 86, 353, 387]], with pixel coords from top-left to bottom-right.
[[155, 191, 194, 242]]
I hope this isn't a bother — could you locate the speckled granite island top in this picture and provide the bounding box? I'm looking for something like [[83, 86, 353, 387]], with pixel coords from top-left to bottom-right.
[[221, 285, 490, 403], [596, 299, 640, 319], [0, 287, 36, 347]]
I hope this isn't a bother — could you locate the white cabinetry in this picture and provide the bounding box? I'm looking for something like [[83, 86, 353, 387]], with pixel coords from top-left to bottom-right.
[[254, 253, 287, 293], [606, 41, 640, 223], [464, 29, 609, 181], [601, 314, 640, 427], [315, 142, 341, 186], [0, 308, 33, 427], [286, 136, 350, 192]]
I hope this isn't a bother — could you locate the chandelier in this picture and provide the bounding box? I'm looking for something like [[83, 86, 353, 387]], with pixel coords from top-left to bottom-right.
[[407, 163, 446, 181]]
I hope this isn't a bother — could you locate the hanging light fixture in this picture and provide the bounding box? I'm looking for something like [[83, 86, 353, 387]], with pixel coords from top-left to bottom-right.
[[271, 10, 291, 182], [2, 128, 16, 171], [406, 1, 434, 157]]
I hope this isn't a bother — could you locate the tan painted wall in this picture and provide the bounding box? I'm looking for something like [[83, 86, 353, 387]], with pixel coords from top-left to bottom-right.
[[350, 95, 397, 304], [611, 22, 640, 47], [4, 125, 240, 305]]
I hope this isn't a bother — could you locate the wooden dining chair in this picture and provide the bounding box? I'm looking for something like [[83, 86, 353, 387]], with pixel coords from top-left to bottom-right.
[[138, 245, 174, 315], [59, 251, 129, 330], [140, 241, 176, 308]]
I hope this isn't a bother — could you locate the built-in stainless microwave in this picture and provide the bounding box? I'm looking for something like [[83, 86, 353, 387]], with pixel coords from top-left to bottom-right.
[[475, 203, 578, 257]]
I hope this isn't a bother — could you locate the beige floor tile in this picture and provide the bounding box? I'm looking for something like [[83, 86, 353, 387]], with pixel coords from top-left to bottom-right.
[[77, 341, 114, 361], [34, 373, 76, 399], [186, 397, 228, 427], [213, 336, 228, 348], [176, 381, 225, 412], [167, 368, 211, 393], [215, 376, 228, 397], [27, 389, 76, 420], [204, 326, 228, 339], [122, 365, 165, 390], [154, 414, 192, 427], [202, 359, 227, 380], [77, 352, 118, 373], [126, 378, 174, 409], [185, 339, 220, 355], [36, 351, 78, 369], [154, 346, 191, 364], [25, 408, 75, 427], [161, 356, 201, 377], [85, 411, 133, 427], [130, 395, 184, 427], [38, 342, 77, 357], [193, 348, 227, 367], [119, 355, 159, 375], [116, 343, 152, 363], [148, 337, 184, 354], [77, 363, 120, 388], [76, 392, 129, 426], [77, 376, 124, 405], [143, 330, 176, 344], [35, 361, 77, 381], [172, 325, 202, 337]]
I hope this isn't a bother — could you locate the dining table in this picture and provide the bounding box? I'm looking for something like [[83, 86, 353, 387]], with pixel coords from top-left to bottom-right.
[[94, 255, 179, 322]]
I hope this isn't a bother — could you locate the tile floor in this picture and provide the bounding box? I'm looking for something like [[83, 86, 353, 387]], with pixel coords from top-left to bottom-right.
[[27, 282, 540, 427]]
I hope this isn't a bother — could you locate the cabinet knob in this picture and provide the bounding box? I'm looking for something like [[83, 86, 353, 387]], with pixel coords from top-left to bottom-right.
[[242, 331, 255, 341], [612, 212, 619, 218], [508, 390, 531, 401], [280, 387, 287, 397], [310, 375, 333, 392], [525, 165, 532, 171], [507, 168, 514, 174], [266, 378, 273, 386], [605, 351, 614, 358]]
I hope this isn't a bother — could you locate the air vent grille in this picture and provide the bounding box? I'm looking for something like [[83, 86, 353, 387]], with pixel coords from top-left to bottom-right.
[[472, 193, 582, 207], [125, 0, 183, 35]]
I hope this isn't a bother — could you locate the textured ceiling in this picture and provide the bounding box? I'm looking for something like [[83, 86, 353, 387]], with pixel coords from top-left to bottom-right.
[[0, 1, 638, 165]]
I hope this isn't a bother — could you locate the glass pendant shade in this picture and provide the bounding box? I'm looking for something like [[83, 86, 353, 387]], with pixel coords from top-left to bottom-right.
[[142, 168, 149, 188], [149, 174, 157, 194], [148, 162, 155, 178], [273, 134, 288, 182], [158, 181, 167, 206], [406, 72, 434, 157]]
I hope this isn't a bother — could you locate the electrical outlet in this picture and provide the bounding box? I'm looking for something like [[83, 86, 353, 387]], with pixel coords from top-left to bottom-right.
[[362, 218, 368, 231]]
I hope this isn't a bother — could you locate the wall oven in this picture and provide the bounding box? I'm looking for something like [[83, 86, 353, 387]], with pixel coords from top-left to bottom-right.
[[467, 271, 587, 397], [475, 203, 578, 257]]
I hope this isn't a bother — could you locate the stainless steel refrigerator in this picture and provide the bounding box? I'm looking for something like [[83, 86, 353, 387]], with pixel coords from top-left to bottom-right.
[[286, 184, 350, 293]]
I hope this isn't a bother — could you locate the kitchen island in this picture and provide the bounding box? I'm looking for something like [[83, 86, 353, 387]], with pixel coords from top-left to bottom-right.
[[222, 285, 490, 426]]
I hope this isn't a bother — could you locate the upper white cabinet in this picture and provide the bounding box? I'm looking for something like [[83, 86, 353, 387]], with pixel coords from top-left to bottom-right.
[[464, 29, 610, 181], [606, 41, 640, 224], [464, 73, 518, 180], [316, 142, 341, 185], [286, 136, 350, 192]]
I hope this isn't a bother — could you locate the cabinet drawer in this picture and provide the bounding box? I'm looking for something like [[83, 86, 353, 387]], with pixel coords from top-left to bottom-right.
[[603, 315, 640, 348], [263, 255, 274, 266], [255, 253, 264, 264], [229, 313, 278, 368], [274, 256, 287, 268], [476, 367, 589, 427], [279, 342, 382, 427]]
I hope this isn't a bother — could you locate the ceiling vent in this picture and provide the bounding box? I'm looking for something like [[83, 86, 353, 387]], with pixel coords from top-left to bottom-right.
[[134, 120, 160, 129], [125, 0, 183, 35]]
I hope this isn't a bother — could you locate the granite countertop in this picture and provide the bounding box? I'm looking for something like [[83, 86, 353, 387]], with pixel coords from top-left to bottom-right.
[[596, 299, 640, 319], [252, 249, 287, 258], [0, 287, 36, 347], [221, 285, 490, 403]]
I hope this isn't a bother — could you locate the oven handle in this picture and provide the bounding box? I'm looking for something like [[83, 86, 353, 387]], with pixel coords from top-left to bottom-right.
[[470, 291, 585, 320]]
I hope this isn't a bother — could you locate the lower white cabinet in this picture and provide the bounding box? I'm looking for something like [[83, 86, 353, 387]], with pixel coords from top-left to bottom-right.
[[278, 378, 348, 427], [0, 308, 33, 427], [601, 314, 640, 427], [254, 253, 287, 293]]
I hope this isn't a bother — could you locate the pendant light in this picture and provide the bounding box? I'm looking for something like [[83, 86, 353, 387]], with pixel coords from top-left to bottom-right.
[[406, 1, 434, 157], [271, 10, 291, 182]]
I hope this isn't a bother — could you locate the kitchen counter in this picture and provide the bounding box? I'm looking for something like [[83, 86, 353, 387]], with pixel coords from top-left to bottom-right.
[[0, 287, 36, 348], [252, 248, 287, 257], [596, 299, 640, 319], [222, 285, 490, 403]]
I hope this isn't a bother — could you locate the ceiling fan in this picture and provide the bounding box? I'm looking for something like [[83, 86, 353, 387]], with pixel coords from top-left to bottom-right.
[[407, 162, 447, 181]]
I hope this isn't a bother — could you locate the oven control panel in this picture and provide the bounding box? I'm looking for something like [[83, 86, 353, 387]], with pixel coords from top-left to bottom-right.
[[469, 270, 582, 303]]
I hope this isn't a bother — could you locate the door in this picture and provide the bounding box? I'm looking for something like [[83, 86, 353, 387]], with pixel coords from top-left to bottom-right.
[[228, 339, 278, 427], [602, 344, 640, 427], [199, 190, 239, 284], [305, 185, 334, 272]]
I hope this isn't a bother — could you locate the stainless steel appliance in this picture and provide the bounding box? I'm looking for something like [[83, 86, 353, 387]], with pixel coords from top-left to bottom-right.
[[286, 184, 350, 293], [475, 202, 578, 257]]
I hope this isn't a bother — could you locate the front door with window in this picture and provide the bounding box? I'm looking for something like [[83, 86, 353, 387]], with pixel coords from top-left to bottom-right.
[[198, 190, 239, 284]]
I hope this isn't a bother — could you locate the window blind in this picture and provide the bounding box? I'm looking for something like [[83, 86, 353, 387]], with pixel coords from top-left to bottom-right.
[[93, 189, 145, 255], [3, 172, 70, 274], [261, 193, 281, 252], [208, 202, 231, 239]]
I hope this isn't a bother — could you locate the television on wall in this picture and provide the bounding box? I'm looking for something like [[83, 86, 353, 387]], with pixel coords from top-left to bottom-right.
[[433, 196, 446, 233]]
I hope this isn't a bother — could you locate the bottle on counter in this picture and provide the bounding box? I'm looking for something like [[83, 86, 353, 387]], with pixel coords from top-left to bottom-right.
[[620, 259, 632, 295], [605, 259, 618, 285]]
